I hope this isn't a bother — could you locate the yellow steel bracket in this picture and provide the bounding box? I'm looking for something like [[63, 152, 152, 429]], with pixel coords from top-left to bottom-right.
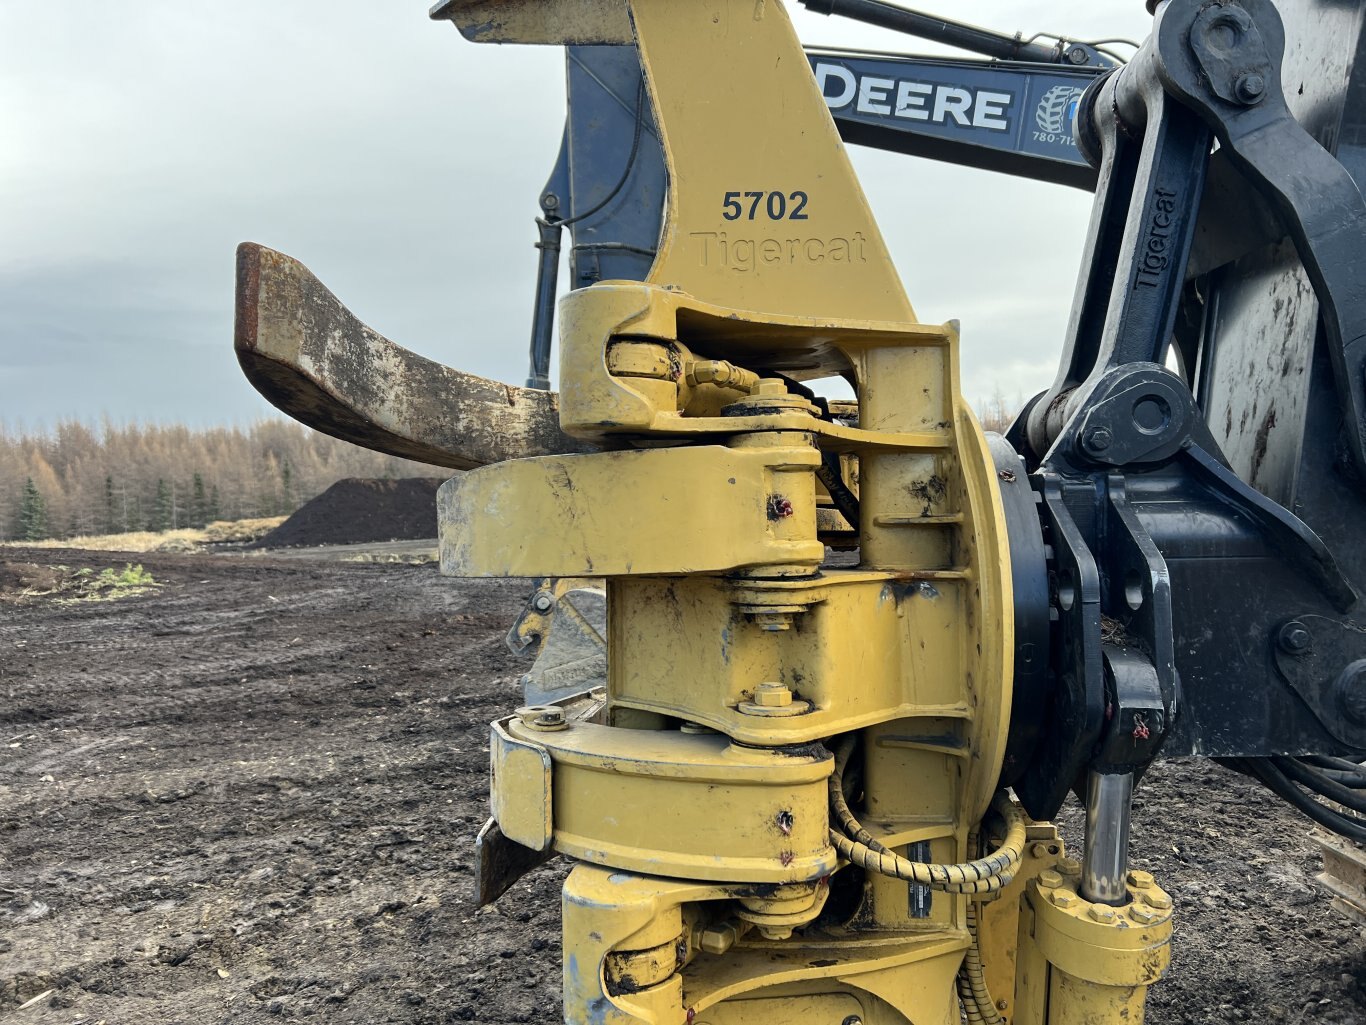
[[440, 0, 1012, 819], [434, 2, 1037, 1024]]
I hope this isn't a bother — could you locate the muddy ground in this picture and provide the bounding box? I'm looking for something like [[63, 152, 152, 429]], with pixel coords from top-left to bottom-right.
[[1, 548, 1363, 1024]]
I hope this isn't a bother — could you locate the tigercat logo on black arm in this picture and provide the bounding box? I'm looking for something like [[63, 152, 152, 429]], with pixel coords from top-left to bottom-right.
[[1135, 187, 1180, 290]]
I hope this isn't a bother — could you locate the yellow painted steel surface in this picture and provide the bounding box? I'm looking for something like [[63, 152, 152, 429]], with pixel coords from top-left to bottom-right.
[[1015, 872, 1173, 1023], [494, 713, 837, 881], [435, 0, 1173, 1022], [441, 442, 824, 578]]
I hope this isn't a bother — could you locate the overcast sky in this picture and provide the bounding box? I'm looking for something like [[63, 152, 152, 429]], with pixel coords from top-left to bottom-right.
[[1, 2, 1151, 430]]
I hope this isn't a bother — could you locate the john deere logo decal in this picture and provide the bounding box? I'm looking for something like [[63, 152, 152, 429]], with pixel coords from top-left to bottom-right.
[[1034, 85, 1085, 140]]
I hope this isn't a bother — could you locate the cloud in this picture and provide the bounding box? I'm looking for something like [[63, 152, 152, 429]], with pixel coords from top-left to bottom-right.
[[0, 1, 1152, 425]]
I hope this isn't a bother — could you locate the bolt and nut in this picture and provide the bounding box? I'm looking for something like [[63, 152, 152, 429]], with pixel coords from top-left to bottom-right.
[[1088, 904, 1117, 923], [1278, 621, 1312, 653], [1126, 869, 1154, 890], [532, 592, 555, 612], [1038, 870, 1064, 889], [753, 378, 789, 397], [1050, 890, 1077, 909], [1141, 889, 1173, 911], [699, 921, 739, 955], [751, 611, 795, 632], [753, 682, 793, 707], [1236, 72, 1266, 103], [1129, 903, 1160, 925], [1083, 425, 1114, 454]]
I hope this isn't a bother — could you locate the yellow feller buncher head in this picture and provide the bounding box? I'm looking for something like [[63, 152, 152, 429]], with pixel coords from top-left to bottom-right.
[[236, 1, 1181, 1021], [428, 2, 1169, 1023]]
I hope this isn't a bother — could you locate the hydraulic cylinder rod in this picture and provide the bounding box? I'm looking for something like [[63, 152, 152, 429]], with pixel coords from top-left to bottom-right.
[[526, 218, 563, 390], [1082, 770, 1134, 905]]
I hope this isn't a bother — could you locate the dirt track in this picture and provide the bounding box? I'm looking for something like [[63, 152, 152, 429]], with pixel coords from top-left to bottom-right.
[[2, 548, 1364, 1024]]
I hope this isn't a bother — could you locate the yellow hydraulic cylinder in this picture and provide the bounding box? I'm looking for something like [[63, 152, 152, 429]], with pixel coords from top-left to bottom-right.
[[1015, 869, 1173, 1024]]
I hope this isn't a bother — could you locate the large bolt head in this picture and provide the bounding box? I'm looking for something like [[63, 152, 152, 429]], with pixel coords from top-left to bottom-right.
[[1236, 72, 1267, 103], [1127, 869, 1154, 890], [1088, 904, 1118, 923], [1083, 425, 1114, 454], [1129, 903, 1159, 925], [1142, 889, 1173, 911], [699, 922, 738, 954], [1336, 660, 1366, 726], [753, 682, 793, 707], [1278, 621, 1312, 654], [753, 378, 789, 397], [517, 704, 569, 731]]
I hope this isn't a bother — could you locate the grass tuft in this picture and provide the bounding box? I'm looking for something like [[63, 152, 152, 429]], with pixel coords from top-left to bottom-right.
[[1, 517, 284, 553]]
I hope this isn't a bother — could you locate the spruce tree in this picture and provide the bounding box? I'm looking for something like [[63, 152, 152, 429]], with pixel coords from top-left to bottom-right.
[[104, 475, 116, 534], [18, 478, 47, 541], [280, 459, 294, 514], [151, 478, 172, 532], [191, 473, 208, 528]]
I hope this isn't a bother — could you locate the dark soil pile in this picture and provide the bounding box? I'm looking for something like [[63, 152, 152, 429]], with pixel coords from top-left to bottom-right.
[[257, 477, 448, 548], [0, 561, 65, 597]]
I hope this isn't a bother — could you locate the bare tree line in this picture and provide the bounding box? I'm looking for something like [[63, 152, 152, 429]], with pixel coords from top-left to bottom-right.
[[2, 391, 1022, 542], [976, 387, 1021, 434], [2, 419, 447, 541]]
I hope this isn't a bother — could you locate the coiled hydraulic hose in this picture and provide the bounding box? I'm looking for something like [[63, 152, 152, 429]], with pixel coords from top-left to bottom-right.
[[956, 898, 1005, 1025], [826, 736, 1027, 893]]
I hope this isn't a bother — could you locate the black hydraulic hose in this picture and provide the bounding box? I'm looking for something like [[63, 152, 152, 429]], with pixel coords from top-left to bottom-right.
[[818, 458, 861, 530], [526, 218, 562, 389], [1274, 757, 1366, 815], [1228, 758, 1366, 844], [798, 0, 1059, 64], [774, 374, 861, 530], [556, 80, 647, 229], [1301, 754, 1366, 777], [1296, 761, 1366, 788], [828, 736, 1025, 892]]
